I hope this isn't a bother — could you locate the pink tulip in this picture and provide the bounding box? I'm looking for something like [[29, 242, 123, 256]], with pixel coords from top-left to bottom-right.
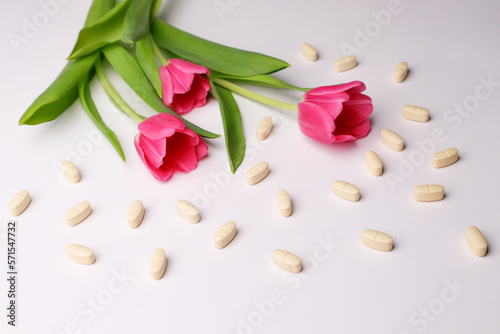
[[160, 59, 211, 114], [297, 81, 373, 143], [134, 113, 208, 181]]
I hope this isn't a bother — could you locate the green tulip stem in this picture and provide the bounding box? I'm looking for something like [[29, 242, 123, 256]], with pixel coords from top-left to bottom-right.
[[95, 58, 145, 123], [151, 36, 168, 66], [212, 78, 298, 111]]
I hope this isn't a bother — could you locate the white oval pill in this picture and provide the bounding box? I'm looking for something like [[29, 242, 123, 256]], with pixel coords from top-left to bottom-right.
[[413, 185, 445, 202], [150, 248, 167, 280], [432, 148, 458, 168], [365, 150, 383, 176], [246, 161, 270, 185], [176, 200, 200, 223], [334, 55, 356, 72], [214, 220, 237, 249], [403, 105, 429, 122], [256, 117, 273, 140], [272, 249, 302, 273], [381, 129, 404, 151], [8, 189, 31, 216], [65, 201, 92, 226], [466, 226, 487, 257], [332, 180, 360, 202], [362, 229, 393, 251], [394, 61, 408, 83], [127, 200, 144, 228], [62, 160, 80, 183], [301, 43, 318, 61], [66, 244, 95, 265], [276, 189, 292, 217]]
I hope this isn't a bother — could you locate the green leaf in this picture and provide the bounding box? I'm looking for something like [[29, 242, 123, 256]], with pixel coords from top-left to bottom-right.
[[68, 0, 132, 59], [136, 36, 162, 97], [19, 0, 115, 125], [85, 0, 115, 26], [211, 71, 310, 92], [102, 43, 220, 138], [78, 72, 126, 161], [19, 55, 99, 125], [151, 19, 290, 76], [122, 0, 154, 43], [210, 81, 245, 173]]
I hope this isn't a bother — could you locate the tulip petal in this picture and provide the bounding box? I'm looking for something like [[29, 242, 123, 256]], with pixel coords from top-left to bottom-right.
[[163, 132, 198, 172], [305, 81, 365, 98], [333, 119, 371, 142], [138, 135, 165, 168], [170, 75, 210, 114], [313, 99, 345, 120], [167, 69, 195, 95], [194, 136, 208, 159], [177, 127, 201, 146], [303, 92, 349, 105], [134, 134, 173, 181], [297, 102, 336, 143], [169, 58, 210, 75], [138, 113, 185, 140], [335, 94, 373, 127], [160, 66, 175, 105]]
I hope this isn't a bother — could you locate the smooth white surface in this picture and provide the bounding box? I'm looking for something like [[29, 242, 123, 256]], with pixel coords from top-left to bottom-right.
[[1, 0, 500, 333]]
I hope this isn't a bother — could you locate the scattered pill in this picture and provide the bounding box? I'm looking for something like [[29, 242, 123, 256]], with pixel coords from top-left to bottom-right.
[[62, 160, 80, 183], [466, 226, 487, 257], [127, 200, 144, 228], [365, 150, 383, 176], [272, 249, 302, 273], [246, 161, 270, 185], [332, 180, 360, 202], [8, 189, 31, 216], [276, 189, 292, 217], [334, 55, 357, 72], [394, 61, 408, 83], [176, 200, 200, 223], [214, 220, 237, 249], [256, 117, 273, 140], [362, 229, 393, 251], [66, 244, 95, 265], [413, 185, 445, 202], [381, 129, 404, 151], [403, 105, 429, 122], [301, 43, 318, 61], [65, 201, 92, 226], [150, 248, 167, 280], [432, 148, 459, 168]]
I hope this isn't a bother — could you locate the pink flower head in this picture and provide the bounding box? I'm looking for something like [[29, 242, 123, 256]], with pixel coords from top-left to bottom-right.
[[134, 113, 208, 181], [297, 81, 373, 143], [160, 59, 210, 114]]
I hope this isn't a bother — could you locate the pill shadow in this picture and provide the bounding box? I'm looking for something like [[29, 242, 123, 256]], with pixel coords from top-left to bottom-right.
[[405, 68, 411, 81]]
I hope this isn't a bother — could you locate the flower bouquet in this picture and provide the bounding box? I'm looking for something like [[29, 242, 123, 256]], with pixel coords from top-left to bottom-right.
[[19, 0, 373, 181]]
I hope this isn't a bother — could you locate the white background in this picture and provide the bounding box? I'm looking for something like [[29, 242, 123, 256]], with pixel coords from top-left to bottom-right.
[[1, 0, 500, 333]]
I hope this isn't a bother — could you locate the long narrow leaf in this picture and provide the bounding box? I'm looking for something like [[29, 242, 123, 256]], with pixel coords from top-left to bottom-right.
[[136, 36, 162, 97], [19, 0, 115, 125], [85, 0, 115, 26], [211, 71, 309, 92], [151, 19, 290, 76], [68, 0, 132, 59], [122, 0, 154, 43], [211, 81, 245, 173], [78, 72, 126, 161], [102, 43, 219, 138]]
